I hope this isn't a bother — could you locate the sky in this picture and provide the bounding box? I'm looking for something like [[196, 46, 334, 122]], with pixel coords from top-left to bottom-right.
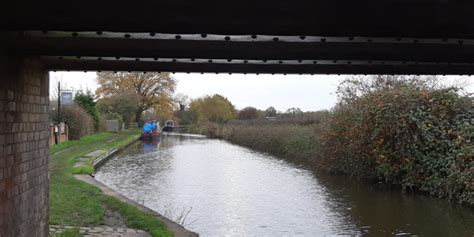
[[49, 72, 474, 112]]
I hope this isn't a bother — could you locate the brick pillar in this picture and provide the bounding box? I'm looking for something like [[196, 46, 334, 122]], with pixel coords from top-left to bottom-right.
[[0, 56, 50, 237]]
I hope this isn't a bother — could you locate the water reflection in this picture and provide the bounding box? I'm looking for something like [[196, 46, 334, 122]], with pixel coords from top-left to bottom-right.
[[95, 134, 474, 236], [312, 172, 474, 236], [142, 139, 161, 152]]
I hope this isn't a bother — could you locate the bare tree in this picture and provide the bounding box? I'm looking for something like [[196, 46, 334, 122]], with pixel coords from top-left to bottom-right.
[[174, 93, 190, 111]]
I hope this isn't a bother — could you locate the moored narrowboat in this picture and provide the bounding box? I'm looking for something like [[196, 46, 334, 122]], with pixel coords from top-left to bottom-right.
[[162, 120, 174, 132], [141, 121, 161, 140]]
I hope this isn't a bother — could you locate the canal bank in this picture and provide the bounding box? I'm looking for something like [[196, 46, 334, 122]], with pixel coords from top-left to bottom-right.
[[49, 130, 197, 237]]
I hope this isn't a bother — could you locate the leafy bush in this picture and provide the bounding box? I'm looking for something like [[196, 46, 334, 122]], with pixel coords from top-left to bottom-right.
[[321, 76, 473, 204], [74, 90, 100, 131], [62, 105, 95, 140]]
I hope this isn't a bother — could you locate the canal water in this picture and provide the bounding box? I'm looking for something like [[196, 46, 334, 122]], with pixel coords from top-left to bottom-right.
[[95, 134, 474, 236]]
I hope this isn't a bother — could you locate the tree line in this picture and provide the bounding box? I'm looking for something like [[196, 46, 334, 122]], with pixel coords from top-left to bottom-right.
[[50, 71, 321, 139]]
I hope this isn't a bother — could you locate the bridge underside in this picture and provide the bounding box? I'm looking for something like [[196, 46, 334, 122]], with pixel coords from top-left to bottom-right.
[[1, 1, 474, 236], [2, 0, 474, 75]]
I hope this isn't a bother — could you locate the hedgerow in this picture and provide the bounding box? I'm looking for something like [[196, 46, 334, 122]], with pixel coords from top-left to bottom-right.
[[321, 76, 473, 204]]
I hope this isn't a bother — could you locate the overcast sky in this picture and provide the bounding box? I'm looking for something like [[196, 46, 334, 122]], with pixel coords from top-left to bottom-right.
[[49, 72, 474, 112]]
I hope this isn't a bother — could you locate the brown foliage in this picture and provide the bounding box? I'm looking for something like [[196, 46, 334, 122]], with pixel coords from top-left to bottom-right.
[[189, 94, 236, 124], [322, 76, 473, 204], [96, 72, 176, 122], [61, 105, 95, 140], [237, 107, 259, 120]]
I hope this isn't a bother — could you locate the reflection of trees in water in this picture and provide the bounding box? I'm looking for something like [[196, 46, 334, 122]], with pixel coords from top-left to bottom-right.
[[159, 134, 206, 149], [159, 136, 185, 148], [309, 169, 474, 236]]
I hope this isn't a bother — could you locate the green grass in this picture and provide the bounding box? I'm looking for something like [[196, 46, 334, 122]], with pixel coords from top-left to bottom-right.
[[50, 132, 113, 154], [102, 196, 171, 236], [71, 165, 94, 175], [50, 228, 81, 237], [49, 129, 172, 237]]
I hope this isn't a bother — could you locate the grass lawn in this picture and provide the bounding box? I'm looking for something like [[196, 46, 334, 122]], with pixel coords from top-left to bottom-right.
[[49, 130, 172, 237]]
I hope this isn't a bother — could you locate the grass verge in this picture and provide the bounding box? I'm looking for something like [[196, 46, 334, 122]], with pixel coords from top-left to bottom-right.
[[70, 133, 139, 175], [50, 228, 81, 237], [49, 129, 172, 237]]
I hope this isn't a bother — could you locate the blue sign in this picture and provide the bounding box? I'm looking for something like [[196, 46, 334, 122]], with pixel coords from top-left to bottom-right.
[[60, 91, 73, 105]]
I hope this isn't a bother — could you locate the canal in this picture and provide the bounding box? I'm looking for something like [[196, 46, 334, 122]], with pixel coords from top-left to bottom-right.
[[95, 134, 474, 236]]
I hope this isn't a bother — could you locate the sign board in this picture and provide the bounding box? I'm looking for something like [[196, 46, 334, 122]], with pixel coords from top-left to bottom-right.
[[60, 91, 73, 105]]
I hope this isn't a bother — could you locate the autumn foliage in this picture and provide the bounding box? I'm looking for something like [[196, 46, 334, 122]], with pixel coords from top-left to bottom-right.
[[321, 76, 473, 204], [61, 105, 95, 140], [237, 107, 259, 120], [189, 94, 236, 124], [96, 72, 176, 124]]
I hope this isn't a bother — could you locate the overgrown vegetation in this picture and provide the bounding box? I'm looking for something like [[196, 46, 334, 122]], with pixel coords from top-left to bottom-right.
[[208, 76, 473, 205], [74, 90, 101, 130], [49, 130, 172, 236], [61, 105, 96, 140], [208, 111, 330, 164], [322, 76, 473, 204]]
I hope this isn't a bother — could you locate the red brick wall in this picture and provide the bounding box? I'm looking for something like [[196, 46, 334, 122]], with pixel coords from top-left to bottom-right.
[[0, 56, 50, 237]]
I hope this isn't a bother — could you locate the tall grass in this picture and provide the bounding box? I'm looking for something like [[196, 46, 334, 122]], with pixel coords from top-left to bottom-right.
[[215, 123, 324, 165]]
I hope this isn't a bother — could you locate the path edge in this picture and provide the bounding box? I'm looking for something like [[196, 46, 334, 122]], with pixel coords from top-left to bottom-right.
[[75, 174, 199, 237]]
